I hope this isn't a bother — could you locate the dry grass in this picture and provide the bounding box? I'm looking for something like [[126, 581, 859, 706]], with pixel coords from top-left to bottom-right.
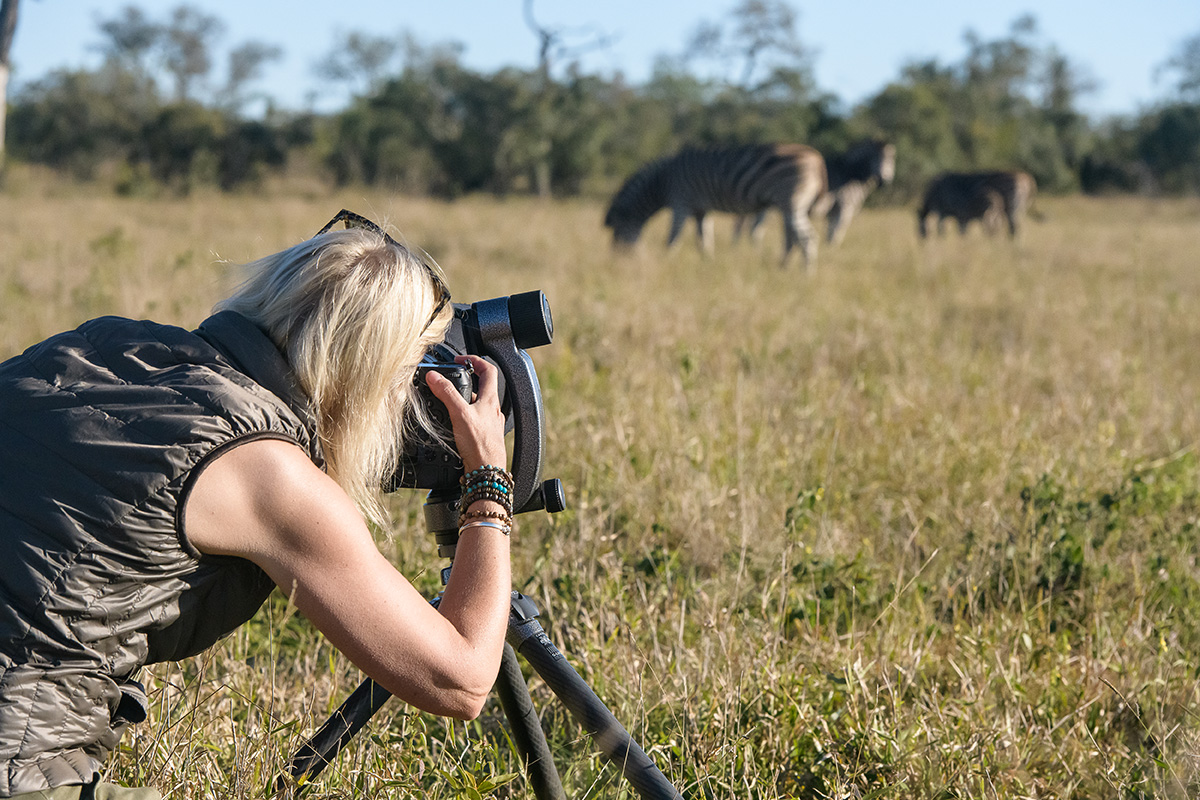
[[3, 174, 1200, 799]]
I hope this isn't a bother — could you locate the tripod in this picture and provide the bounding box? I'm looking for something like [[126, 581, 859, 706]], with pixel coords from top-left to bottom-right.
[[282, 489, 684, 800]]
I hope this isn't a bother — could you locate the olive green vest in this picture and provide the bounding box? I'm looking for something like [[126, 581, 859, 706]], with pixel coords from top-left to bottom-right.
[[0, 311, 322, 796]]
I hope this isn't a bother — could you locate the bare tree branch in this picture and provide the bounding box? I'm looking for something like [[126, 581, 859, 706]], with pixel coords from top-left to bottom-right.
[[522, 0, 616, 77]]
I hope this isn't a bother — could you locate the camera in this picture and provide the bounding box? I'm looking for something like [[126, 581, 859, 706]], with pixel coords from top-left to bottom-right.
[[390, 358, 475, 492], [388, 290, 564, 516]]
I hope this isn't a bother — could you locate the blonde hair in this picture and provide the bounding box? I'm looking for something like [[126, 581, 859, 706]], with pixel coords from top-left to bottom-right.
[[217, 226, 450, 528]]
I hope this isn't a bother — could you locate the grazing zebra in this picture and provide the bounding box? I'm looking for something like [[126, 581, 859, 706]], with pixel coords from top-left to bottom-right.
[[603, 143, 828, 271], [917, 170, 1038, 238], [736, 139, 896, 245], [822, 139, 896, 244]]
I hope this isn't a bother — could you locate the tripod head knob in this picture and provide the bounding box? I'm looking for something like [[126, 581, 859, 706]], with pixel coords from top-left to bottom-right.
[[514, 477, 567, 514], [542, 479, 566, 514]]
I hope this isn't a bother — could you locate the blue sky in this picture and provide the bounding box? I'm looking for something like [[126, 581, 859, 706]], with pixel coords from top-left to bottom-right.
[[9, 1, 1200, 117]]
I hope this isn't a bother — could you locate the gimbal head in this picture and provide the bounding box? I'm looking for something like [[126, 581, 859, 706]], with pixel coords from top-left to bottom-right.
[[390, 290, 565, 556], [446, 290, 563, 515]]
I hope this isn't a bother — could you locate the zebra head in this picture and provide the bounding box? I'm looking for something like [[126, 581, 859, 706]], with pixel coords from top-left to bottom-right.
[[854, 140, 902, 185], [603, 202, 644, 248], [839, 139, 896, 186], [877, 143, 896, 185], [604, 157, 672, 249]]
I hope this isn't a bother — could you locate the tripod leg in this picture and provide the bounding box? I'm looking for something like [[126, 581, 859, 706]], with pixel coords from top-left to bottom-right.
[[282, 589, 680, 799], [279, 649, 563, 797], [494, 643, 567, 800], [282, 678, 392, 787], [507, 597, 683, 800]]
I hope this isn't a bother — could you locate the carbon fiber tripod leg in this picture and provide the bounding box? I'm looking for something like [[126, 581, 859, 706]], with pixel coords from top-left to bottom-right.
[[507, 593, 683, 800], [283, 678, 391, 787], [494, 642, 567, 800]]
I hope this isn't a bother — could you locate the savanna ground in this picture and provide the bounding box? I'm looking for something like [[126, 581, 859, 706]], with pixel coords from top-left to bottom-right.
[[3, 169, 1200, 799]]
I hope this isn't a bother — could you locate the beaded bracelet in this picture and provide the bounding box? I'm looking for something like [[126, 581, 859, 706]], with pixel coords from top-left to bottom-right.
[[473, 482, 510, 500], [458, 519, 512, 536], [461, 464, 514, 487], [462, 487, 511, 508], [461, 465, 514, 497], [460, 487, 513, 516], [459, 507, 511, 524], [459, 464, 516, 523], [458, 507, 511, 530]]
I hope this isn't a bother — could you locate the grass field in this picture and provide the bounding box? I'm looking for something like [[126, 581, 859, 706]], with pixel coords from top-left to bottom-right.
[[3, 174, 1200, 799]]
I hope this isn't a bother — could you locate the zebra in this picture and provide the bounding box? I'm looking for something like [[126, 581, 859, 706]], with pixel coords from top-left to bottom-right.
[[735, 139, 896, 246], [603, 143, 828, 271], [917, 170, 1038, 238]]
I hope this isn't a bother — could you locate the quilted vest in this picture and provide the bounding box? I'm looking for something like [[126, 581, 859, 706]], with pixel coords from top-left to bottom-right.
[[0, 310, 322, 796]]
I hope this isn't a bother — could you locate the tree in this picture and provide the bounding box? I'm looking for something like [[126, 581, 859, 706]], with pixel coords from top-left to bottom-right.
[[1036, 47, 1097, 187], [0, 0, 18, 172], [160, 5, 224, 101], [856, 14, 1099, 193], [858, 74, 960, 195], [961, 14, 1038, 109], [684, 0, 811, 92], [521, 1, 614, 195], [315, 31, 401, 97], [522, 0, 614, 79], [1137, 103, 1200, 193], [7, 63, 157, 178], [728, 0, 806, 88], [221, 40, 283, 113], [1159, 31, 1200, 101], [95, 5, 160, 75]]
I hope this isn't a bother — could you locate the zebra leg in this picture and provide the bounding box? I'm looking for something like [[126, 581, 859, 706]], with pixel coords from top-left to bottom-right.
[[733, 212, 766, 244], [695, 212, 715, 257], [783, 207, 817, 273], [982, 207, 1001, 236], [826, 201, 843, 245], [749, 211, 767, 244], [827, 190, 863, 245], [733, 214, 747, 241], [830, 204, 859, 245], [665, 209, 689, 249]]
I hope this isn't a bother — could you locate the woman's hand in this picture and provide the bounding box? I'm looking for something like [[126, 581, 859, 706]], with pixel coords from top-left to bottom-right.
[[425, 355, 507, 473]]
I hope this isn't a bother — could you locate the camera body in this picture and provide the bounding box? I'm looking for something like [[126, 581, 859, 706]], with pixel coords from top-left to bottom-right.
[[390, 357, 475, 492], [388, 291, 563, 516]]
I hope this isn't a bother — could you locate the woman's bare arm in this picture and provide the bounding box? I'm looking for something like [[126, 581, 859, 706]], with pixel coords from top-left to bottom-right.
[[184, 356, 513, 719], [184, 439, 510, 718]]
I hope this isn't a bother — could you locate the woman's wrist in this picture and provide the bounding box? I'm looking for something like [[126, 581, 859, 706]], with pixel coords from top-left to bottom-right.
[[461, 454, 507, 474], [458, 464, 514, 532], [463, 498, 507, 517], [458, 500, 512, 537], [458, 518, 512, 536]]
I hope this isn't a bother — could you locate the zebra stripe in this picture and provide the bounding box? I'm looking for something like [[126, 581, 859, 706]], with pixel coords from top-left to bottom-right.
[[604, 143, 828, 271], [737, 139, 896, 247], [917, 170, 1038, 238]]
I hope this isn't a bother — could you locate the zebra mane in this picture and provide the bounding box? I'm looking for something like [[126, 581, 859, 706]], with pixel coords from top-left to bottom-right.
[[605, 156, 674, 228]]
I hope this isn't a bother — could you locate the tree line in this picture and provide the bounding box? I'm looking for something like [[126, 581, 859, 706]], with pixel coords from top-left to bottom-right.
[[4, 3, 1200, 199]]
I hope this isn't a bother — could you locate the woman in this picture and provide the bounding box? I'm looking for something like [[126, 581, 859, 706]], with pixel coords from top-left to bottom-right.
[[0, 211, 513, 799]]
